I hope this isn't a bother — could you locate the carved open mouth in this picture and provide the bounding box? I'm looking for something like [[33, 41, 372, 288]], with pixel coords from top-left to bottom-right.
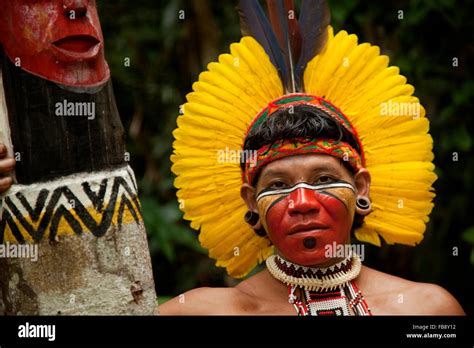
[[52, 35, 101, 59]]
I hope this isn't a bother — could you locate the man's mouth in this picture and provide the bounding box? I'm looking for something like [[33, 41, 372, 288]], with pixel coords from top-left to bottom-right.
[[288, 223, 328, 235], [52, 35, 101, 59]]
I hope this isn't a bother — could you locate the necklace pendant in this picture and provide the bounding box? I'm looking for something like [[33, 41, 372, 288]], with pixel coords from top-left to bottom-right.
[[304, 287, 351, 316]]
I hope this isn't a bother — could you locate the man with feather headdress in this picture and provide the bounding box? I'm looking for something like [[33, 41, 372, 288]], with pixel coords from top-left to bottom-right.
[[161, 0, 464, 315]]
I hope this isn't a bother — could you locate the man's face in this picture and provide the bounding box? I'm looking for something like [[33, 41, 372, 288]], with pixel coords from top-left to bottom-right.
[[255, 154, 356, 266], [0, 0, 109, 87]]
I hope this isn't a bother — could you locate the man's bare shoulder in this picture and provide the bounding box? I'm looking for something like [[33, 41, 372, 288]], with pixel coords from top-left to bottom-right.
[[412, 282, 466, 315], [360, 266, 465, 315], [158, 286, 257, 315], [158, 269, 288, 315]]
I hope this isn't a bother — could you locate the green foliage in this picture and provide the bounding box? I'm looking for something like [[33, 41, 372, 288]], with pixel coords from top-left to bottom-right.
[[141, 197, 205, 263], [462, 227, 474, 264]]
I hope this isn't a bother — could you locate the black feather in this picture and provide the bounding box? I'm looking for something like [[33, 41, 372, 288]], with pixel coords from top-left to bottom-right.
[[295, 0, 330, 91], [271, 0, 296, 92], [237, 0, 289, 89]]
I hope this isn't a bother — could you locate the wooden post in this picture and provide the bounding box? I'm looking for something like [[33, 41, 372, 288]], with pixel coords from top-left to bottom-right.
[[0, 1, 157, 315]]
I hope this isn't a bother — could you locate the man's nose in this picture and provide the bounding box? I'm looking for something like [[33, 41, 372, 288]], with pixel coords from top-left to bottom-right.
[[287, 188, 321, 215], [63, 0, 89, 18]]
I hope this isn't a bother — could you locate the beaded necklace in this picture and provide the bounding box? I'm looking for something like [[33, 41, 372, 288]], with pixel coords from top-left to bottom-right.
[[266, 253, 372, 316]]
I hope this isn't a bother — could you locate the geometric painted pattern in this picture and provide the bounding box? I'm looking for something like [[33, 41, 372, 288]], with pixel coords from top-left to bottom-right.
[[0, 165, 142, 243]]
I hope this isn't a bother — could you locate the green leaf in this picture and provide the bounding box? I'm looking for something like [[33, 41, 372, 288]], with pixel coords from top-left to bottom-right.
[[157, 296, 173, 305], [462, 226, 474, 244]]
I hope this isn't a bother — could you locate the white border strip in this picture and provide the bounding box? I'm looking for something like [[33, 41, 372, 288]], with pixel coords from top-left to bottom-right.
[[256, 182, 355, 201]]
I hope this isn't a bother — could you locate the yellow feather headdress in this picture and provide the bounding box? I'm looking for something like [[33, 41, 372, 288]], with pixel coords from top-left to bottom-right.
[[171, 1, 437, 278]]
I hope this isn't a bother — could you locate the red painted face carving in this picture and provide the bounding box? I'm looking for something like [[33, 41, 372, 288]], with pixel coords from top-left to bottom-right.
[[256, 155, 356, 266], [0, 0, 110, 87]]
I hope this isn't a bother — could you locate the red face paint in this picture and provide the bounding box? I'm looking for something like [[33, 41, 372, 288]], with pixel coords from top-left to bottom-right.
[[257, 182, 356, 266], [0, 0, 109, 87]]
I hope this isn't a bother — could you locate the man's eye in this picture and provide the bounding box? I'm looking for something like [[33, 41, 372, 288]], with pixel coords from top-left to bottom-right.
[[317, 176, 334, 184], [269, 181, 287, 189]]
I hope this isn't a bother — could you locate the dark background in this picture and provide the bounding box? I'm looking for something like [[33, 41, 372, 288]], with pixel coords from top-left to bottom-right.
[[97, 0, 474, 314]]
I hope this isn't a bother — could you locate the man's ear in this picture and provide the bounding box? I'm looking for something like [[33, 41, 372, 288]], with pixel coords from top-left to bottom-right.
[[241, 183, 258, 213], [354, 168, 371, 197], [240, 183, 266, 237], [354, 168, 371, 215]]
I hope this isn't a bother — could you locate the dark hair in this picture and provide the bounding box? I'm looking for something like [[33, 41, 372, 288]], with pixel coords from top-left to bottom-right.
[[242, 104, 361, 174], [242, 104, 365, 229]]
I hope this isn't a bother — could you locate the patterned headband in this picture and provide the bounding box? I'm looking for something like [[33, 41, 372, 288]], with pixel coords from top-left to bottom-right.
[[242, 94, 365, 184], [244, 137, 363, 185]]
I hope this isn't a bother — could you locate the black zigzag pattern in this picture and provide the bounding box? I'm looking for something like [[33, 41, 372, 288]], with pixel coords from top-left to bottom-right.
[[0, 175, 142, 243]]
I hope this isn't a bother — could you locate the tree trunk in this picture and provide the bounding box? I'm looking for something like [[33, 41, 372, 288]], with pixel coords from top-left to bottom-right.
[[0, 53, 157, 315]]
